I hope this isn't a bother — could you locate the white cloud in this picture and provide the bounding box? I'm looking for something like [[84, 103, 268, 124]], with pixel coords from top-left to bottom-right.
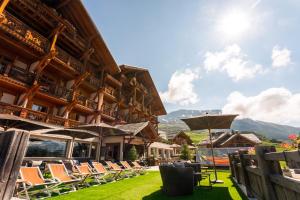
[[271, 46, 291, 68], [159, 69, 200, 106], [222, 88, 300, 126], [204, 44, 264, 81]]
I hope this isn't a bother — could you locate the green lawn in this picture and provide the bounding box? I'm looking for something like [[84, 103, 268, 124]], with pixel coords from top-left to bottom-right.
[[49, 171, 246, 200], [185, 131, 208, 144]]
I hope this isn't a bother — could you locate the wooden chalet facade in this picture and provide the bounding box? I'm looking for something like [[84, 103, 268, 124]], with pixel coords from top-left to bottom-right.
[[167, 131, 193, 146], [200, 131, 262, 148], [0, 0, 166, 161]]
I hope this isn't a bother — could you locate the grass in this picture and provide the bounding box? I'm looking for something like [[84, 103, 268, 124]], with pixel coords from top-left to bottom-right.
[[49, 171, 246, 200], [185, 131, 208, 144]]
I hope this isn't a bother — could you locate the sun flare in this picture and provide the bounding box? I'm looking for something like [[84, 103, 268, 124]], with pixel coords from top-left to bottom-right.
[[219, 10, 251, 38]]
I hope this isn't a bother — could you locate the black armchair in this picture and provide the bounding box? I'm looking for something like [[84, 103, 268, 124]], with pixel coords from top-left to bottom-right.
[[159, 165, 194, 196]]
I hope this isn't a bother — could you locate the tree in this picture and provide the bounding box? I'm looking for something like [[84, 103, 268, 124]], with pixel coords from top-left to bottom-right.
[[127, 146, 138, 161], [180, 144, 191, 160]]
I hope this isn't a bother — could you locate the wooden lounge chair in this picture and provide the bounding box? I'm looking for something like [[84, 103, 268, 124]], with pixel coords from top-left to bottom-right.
[[105, 161, 129, 179], [120, 161, 139, 175], [18, 167, 58, 199], [132, 161, 147, 173], [48, 163, 82, 193], [76, 163, 105, 185]]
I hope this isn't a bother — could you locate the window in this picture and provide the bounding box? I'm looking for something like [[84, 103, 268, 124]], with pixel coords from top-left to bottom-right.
[[25, 138, 67, 157], [32, 104, 48, 113], [72, 142, 90, 158]]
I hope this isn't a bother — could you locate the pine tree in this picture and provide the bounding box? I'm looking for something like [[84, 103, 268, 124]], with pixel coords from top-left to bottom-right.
[[127, 146, 138, 161], [180, 144, 191, 160]]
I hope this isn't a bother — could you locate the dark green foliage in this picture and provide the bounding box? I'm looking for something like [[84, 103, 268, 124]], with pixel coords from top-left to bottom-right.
[[180, 144, 191, 160], [127, 146, 138, 161]]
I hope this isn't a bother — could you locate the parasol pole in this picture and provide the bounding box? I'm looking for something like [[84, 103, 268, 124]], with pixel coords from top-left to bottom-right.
[[209, 128, 223, 183], [208, 128, 217, 180]]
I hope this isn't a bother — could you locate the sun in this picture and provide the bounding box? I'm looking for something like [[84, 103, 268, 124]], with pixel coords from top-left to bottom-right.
[[219, 10, 251, 38]]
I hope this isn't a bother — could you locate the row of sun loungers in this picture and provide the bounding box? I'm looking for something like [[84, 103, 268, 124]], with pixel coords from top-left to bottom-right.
[[16, 161, 146, 199]]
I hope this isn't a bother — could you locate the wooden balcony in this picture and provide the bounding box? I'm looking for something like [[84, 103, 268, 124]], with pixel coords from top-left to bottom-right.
[[0, 11, 49, 53], [39, 84, 72, 100], [0, 102, 82, 127], [8, 67, 35, 85], [77, 94, 97, 110], [55, 47, 84, 73], [135, 102, 143, 112], [101, 104, 116, 119]]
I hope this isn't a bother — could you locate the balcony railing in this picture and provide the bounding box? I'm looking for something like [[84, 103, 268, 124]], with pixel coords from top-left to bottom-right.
[[104, 86, 116, 97], [102, 104, 116, 118], [77, 94, 97, 110], [0, 102, 22, 115], [0, 102, 81, 127], [136, 102, 143, 111], [39, 84, 72, 100], [0, 11, 90, 79], [0, 11, 49, 53], [8, 67, 35, 85]]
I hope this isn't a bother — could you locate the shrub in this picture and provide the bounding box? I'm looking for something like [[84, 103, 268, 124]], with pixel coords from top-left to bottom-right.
[[180, 144, 191, 160], [127, 146, 138, 161]]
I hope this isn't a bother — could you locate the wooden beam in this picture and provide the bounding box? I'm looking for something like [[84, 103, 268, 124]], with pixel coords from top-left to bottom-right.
[[0, 0, 10, 15], [49, 23, 65, 52], [62, 99, 77, 118], [55, 0, 72, 9], [18, 83, 40, 107], [34, 50, 57, 78], [71, 71, 90, 90], [80, 48, 94, 61]]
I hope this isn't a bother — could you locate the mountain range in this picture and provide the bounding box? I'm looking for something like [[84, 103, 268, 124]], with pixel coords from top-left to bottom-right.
[[158, 109, 300, 140]]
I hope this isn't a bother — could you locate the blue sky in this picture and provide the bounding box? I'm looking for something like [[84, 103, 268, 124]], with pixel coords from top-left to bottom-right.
[[83, 0, 300, 126]]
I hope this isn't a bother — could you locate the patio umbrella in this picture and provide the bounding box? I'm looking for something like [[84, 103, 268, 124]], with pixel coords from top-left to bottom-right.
[[34, 128, 99, 139], [75, 123, 128, 137], [181, 113, 238, 184], [0, 114, 57, 131]]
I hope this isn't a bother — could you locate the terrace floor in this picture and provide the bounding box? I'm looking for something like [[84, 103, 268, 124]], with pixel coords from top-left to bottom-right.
[[49, 171, 247, 200]]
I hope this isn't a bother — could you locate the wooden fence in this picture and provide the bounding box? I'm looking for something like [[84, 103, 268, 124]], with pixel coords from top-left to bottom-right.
[[228, 146, 300, 200], [0, 130, 30, 200]]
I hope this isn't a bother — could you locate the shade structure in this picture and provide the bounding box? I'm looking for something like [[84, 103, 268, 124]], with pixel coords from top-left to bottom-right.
[[0, 114, 58, 131], [115, 121, 159, 141], [34, 128, 99, 139], [181, 114, 238, 131], [75, 123, 127, 137], [181, 114, 238, 184]]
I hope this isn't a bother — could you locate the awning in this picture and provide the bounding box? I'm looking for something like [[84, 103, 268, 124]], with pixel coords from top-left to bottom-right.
[[115, 121, 158, 141], [0, 114, 58, 131], [32, 128, 99, 139], [75, 123, 127, 137]]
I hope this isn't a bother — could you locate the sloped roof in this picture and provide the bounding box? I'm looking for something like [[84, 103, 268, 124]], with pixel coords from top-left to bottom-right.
[[115, 121, 159, 141], [199, 131, 262, 146], [150, 142, 173, 150], [43, 0, 120, 74], [119, 65, 166, 116], [167, 131, 193, 145]]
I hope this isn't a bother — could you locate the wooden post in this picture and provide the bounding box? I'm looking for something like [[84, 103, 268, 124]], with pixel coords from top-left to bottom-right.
[[0, 130, 30, 200], [255, 145, 278, 200], [239, 150, 254, 198]]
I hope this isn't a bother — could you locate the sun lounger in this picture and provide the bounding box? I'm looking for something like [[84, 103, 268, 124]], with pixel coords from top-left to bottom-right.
[[132, 161, 147, 173], [18, 167, 58, 199], [76, 162, 106, 184], [105, 161, 130, 179], [120, 161, 139, 175], [48, 163, 82, 192], [92, 162, 120, 181]]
